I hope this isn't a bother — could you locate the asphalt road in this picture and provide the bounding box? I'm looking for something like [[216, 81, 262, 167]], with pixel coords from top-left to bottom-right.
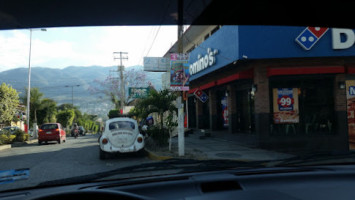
[[0, 134, 152, 192]]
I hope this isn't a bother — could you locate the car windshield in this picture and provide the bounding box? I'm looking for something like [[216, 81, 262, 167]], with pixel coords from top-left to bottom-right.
[[1, 2, 355, 193]]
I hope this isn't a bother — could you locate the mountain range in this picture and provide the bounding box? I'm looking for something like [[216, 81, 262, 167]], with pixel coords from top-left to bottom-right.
[[0, 65, 164, 117]]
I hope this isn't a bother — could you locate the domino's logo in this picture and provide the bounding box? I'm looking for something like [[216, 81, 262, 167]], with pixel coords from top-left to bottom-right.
[[295, 27, 329, 50]]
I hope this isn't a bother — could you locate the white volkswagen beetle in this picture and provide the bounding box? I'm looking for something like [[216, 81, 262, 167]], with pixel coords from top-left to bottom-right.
[[99, 117, 145, 159]]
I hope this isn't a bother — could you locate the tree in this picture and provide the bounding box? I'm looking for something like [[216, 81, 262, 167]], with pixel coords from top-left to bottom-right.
[[57, 103, 75, 111], [56, 109, 75, 128], [89, 68, 148, 110], [22, 87, 44, 124], [135, 89, 178, 128], [37, 98, 57, 124], [0, 83, 20, 124]]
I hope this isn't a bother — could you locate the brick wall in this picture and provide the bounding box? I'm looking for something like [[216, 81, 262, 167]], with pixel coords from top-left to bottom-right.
[[253, 64, 270, 114], [334, 74, 346, 112], [227, 84, 237, 133], [196, 99, 203, 129], [209, 89, 218, 130]]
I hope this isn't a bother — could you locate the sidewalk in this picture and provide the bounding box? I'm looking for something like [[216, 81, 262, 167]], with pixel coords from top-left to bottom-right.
[[0, 138, 38, 151], [147, 129, 294, 162]]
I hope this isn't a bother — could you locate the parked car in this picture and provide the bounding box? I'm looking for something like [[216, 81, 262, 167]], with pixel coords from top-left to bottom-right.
[[0, 126, 20, 134], [79, 126, 86, 136], [38, 123, 66, 144], [99, 117, 145, 159]]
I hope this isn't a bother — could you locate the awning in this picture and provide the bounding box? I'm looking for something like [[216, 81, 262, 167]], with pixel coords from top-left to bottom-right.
[[188, 69, 253, 93]]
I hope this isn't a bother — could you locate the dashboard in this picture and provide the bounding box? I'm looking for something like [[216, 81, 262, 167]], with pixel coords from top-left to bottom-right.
[[1, 165, 355, 200]]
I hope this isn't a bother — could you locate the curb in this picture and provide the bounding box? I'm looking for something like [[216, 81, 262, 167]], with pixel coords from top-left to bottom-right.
[[145, 149, 173, 161], [0, 139, 38, 150], [0, 144, 11, 151], [26, 139, 38, 144]]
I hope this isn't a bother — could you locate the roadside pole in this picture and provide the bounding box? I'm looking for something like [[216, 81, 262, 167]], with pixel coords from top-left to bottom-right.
[[113, 52, 128, 113], [177, 0, 184, 156], [177, 96, 184, 156]]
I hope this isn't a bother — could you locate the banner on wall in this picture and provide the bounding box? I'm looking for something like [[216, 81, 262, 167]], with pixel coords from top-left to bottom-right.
[[221, 96, 228, 127], [346, 80, 355, 150], [273, 88, 299, 124], [170, 60, 189, 91]]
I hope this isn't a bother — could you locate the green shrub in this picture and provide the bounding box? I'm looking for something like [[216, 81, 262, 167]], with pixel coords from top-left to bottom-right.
[[147, 125, 169, 147], [0, 131, 16, 144], [108, 110, 120, 119], [9, 135, 16, 142], [108, 110, 132, 119], [0, 134, 8, 144], [14, 129, 29, 142]]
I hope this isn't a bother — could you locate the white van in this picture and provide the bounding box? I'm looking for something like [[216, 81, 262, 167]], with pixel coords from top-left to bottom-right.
[[99, 117, 145, 159]]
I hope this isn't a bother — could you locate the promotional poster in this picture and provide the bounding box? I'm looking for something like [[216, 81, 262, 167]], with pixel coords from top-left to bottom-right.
[[273, 88, 299, 124], [170, 60, 189, 91], [221, 96, 228, 127], [346, 80, 355, 149]]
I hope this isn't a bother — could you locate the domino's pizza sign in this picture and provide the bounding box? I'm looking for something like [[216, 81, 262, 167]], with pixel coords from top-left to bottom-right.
[[194, 89, 208, 103], [296, 27, 355, 51], [295, 27, 329, 50]]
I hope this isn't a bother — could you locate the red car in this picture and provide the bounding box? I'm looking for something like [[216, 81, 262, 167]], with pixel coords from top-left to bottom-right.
[[38, 123, 66, 144]]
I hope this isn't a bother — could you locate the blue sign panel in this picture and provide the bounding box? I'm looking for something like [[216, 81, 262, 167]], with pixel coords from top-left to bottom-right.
[[188, 26, 239, 81], [189, 25, 355, 81], [238, 25, 355, 59]]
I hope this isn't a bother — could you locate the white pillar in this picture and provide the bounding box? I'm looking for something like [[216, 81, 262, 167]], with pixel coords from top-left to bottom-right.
[[177, 97, 185, 156]]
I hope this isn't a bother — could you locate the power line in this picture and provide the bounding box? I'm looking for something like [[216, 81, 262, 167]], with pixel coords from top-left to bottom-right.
[[138, 26, 157, 64], [138, 0, 173, 65]]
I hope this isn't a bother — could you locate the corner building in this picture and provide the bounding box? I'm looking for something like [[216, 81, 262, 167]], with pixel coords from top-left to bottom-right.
[[166, 25, 355, 153]]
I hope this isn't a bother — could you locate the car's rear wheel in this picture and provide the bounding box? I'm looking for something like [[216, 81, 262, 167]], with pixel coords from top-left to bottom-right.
[[38, 140, 42, 145]]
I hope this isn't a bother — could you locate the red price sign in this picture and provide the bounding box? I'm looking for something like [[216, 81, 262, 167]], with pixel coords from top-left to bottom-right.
[[278, 96, 294, 107]]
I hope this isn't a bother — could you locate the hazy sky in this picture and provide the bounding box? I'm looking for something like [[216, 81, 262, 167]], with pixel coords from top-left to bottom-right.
[[0, 26, 178, 72]]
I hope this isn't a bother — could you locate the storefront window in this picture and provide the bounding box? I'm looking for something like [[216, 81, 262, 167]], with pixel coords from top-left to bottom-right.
[[202, 98, 210, 129], [216, 90, 229, 130], [270, 75, 335, 136], [236, 88, 255, 133], [188, 97, 197, 128]]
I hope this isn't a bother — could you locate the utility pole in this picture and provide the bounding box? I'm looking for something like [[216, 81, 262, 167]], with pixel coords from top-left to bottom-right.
[[113, 52, 128, 113], [177, 0, 185, 156], [65, 85, 80, 107], [27, 28, 46, 137]]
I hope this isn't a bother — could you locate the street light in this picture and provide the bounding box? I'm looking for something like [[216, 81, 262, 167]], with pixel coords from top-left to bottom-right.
[[26, 28, 46, 135], [65, 85, 81, 107]]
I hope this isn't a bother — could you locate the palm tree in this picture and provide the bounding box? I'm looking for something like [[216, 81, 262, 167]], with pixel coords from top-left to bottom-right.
[[141, 89, 178, 128], [39, 98, 57, 124], [22, 88, 44, 124]]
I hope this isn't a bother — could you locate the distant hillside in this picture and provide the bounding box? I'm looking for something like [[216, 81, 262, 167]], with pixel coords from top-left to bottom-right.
[[0, 65, 163, 117]]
